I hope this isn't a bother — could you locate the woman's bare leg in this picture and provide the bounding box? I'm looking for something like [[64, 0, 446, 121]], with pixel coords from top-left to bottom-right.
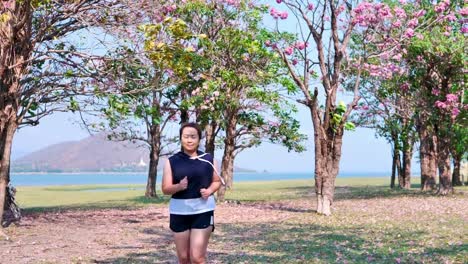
[[173, 230, 191, 264], [189, 227, 212, 264]]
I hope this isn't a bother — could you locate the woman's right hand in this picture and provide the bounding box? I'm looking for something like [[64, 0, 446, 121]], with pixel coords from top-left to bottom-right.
[[178, 176, 188, 191]]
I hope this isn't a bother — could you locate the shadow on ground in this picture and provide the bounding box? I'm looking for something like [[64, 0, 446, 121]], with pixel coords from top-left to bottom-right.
[[95, 221, 466, 263], [277, 185, 465, 201]]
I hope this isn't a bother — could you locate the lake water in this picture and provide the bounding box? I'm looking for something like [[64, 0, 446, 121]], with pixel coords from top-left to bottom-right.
[[10, 171, 390, 186]]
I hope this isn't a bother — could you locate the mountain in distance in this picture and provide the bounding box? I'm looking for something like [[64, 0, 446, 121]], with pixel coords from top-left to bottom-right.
[[12, 134, 256, 173]]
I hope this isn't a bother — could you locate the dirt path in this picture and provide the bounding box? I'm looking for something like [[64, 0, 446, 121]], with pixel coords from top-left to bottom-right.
[[1, 196, 466, 263], [0, 201, 305, 264]]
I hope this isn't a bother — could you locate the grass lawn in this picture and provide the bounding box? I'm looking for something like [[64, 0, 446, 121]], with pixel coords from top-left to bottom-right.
[[16, 177, 409, 209], [10, 177, 468, 263]]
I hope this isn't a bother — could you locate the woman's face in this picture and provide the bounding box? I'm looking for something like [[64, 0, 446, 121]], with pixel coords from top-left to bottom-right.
[[181, 127, 200, 153]]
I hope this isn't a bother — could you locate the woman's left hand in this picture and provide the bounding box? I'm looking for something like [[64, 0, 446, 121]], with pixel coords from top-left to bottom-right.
[[200, 188, 212, 199]]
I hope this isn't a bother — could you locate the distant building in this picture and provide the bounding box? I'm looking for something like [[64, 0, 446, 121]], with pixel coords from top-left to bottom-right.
[[137, 157, 146, 167]]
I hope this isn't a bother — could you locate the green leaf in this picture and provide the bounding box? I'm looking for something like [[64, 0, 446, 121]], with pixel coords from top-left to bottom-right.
[[64, 69, 74, 78], [344, 122, 356, 131]]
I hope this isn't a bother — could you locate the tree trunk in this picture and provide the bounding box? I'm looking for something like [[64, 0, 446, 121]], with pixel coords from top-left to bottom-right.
[[315, 132, 344, 216], [145, 126, 161, 198], [419, 126, 438, 191], [0, 118, 17, 236], [390, 134, 399, 189], [217, 149, 234, 202], [1, 2, 33, 238], [204, 121, 217, 155], [216, 114, 237, 202], [145, 147, 159, 198], [463, 164, 466, 186], [452, 156, 462, 186], [437, 136, 453, 195], [400, 145, 413, 189], [312, 97, 344, 216]]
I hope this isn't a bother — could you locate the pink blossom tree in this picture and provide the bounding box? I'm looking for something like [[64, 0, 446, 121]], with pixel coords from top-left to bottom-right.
[[268, 0, 392, 215], [348, 0, 466, 193]]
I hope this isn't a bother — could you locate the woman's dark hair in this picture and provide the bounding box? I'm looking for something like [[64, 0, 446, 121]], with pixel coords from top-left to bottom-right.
[[179, 122, 202, 140]]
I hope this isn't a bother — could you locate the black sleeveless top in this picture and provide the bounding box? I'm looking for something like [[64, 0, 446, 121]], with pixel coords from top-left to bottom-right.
[[169, 151, 214, 199]]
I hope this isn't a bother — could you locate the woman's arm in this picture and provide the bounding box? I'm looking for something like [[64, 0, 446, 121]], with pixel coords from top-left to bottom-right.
[[200, 159, 222, 199], [162, 159, 187, 195]]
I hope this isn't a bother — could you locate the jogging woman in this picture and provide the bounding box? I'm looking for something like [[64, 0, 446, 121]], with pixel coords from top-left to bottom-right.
[[162, 122, 223, 264]]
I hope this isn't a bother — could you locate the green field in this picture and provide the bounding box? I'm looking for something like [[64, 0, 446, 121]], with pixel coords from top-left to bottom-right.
[[16, 177, 399, 210], [16, 177, 467, 210]]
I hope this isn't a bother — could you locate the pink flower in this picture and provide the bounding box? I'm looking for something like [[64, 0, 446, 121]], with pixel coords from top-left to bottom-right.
[[446, 93, 458, 102], [459, 8, 468, 16], [443, 31, 450, 36], [308, 3, 315, 11], [404, 28, 414, 38], [378, 5, 393, 18], [276, 0, 282, 3], [416, 33, 424, 40], [408, 18, 418, 28], [414, 9, 426, 18], [213, 91, 220, 97], [452, 107, 460, 117], [380, 52, 389, 60], [280, 11, 288, 19], [2, 1, 13, 9], [462, 26, 468, 34], [434, 6, 444, 13], [431, 89, 440, 96], [292, 59, 298, 65], [163, 4, 176, 13], [400, 82, 409, 91], [394, 7, 406, 19], [284, 46, 294, 55], [270, 8, 279, 19], [392, 53, 402, 60], [265, 40, 271, 47], [337, 4, 346, 14], [435, 100, 447, 109], [295, 42, 307, 50], [434, 2, 446, 13], [445, 13, 457, 22], [392, 20, 402, 28], [362, 105, 370, 110], [225, 0, 240, 6]]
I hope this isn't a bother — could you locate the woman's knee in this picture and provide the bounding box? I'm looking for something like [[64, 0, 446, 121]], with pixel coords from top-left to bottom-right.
[[177, 254, 191, 264], [190, 255, 206, 264]]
